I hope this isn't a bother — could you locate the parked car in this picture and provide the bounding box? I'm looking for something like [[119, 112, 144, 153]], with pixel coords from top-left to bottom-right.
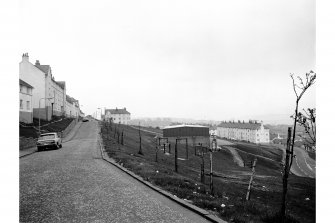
[[37, 132, 62, 151], [82, 118, 89, 122]]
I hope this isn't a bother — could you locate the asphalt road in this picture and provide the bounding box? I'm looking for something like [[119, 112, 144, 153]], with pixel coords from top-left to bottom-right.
[[290, 146, 316, 178], [20, 120, 211, 223]]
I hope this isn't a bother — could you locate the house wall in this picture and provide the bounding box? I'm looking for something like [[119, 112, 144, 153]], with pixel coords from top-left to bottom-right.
[[217, 125, 269, 144], [19, 84, 33, 123], [105, 112, 130, 125], [51, 80, 66, 116], [19, 56, 46, 109]]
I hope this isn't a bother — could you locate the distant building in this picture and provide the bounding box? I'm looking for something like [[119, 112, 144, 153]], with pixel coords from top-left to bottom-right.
[[217, 120, 270, 144], [105, 107, 131, 124], [163, 124, 210, 148], [19, 53, 66, 121], [65, 95, 80, 118], [19, 79, 34, 123]]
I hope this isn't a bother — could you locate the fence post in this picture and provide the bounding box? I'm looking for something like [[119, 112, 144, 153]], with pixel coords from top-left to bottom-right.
[[246, 158, 258, 200], [210, 149, 213, 195], [281, 127, 292, 221], [175, 139, 178, 172], [186, 138, 188, 159]]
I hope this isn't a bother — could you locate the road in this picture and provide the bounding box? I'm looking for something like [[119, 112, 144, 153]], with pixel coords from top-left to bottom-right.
[[20, 120, 211, 223], [290, 146, 316, 178]]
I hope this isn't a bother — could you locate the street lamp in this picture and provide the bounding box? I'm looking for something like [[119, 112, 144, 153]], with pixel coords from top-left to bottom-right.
[[38, 97, 54, 136], [97, 107, 101, 120]]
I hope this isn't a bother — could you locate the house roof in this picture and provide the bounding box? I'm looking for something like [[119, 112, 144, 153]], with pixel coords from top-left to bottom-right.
[[19, 79, 34, 89], [163, 124, 209, 129], [56, 81, 65, 90], [66, 95, 78, 104], [218, 122, 268, 130], [105, 108, 130, 115], [35, 64, 50, 74]]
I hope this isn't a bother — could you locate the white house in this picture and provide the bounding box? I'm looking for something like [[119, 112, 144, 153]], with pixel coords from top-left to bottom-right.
[[105, 107, 131, 124], [19, 79, 34, 123], [217, 120, 270, 144], [19, 53, 66, 121], [65, 95, 80, 118]]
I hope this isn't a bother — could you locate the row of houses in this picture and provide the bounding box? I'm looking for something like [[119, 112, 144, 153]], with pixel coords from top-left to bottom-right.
[[19, 53, 84, 123]]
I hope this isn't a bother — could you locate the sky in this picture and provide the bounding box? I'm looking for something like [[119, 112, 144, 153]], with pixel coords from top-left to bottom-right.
[[18, 0, 315, 124]]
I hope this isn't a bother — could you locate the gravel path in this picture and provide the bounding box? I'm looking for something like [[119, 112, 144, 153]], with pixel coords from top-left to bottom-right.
[[20, 120, 210, 223]]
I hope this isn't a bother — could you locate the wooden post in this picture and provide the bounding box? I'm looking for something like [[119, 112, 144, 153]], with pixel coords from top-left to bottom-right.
[[121, 131, 124, 145], [163, 143, 166, 154], [155, 145, 158, 162], [201, 150, 205, 183], [186, 138, 188, 159], [169, 143, 171, 154], [210, 149, 213, 195], [175, 139, 178, 172], [246, 158, 258, 200], [281, 127, 292, 222], [138, 122, 143, 155]]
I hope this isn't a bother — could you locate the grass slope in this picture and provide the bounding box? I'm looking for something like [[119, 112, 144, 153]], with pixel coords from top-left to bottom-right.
[[100, 122, 315, 223]]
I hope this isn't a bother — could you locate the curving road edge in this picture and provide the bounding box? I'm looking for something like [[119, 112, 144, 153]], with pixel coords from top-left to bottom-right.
[[97, 134, 227, 223]]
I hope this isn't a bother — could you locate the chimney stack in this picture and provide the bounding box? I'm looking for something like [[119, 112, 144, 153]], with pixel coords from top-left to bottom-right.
[[22, 53, 29, 62], [124, 107, 126, 110], [35, 60, 40, 66]]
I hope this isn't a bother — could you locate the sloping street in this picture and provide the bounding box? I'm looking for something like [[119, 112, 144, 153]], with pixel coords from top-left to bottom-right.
[[20, 120, 211, 223]]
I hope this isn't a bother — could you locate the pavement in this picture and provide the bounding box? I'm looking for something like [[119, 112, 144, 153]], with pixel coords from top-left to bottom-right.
[[20, 120, 223, 222]]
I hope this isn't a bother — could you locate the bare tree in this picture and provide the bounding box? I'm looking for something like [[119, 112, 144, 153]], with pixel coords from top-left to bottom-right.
[[296, 108, 316, 150], [281, 70, 316, 222]]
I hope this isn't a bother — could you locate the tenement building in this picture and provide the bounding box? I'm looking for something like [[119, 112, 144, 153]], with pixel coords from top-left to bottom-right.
[[217, 120, 270, 144]]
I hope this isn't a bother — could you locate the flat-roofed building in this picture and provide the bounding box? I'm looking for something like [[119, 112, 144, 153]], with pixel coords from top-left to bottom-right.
[[163, 124, 210, 148]]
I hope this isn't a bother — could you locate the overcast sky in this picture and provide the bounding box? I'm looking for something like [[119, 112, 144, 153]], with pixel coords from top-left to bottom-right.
[[18, 0, 315, 124]]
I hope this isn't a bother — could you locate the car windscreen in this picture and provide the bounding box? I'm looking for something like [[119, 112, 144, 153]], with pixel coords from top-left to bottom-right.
[[39, 134, 55, 140]]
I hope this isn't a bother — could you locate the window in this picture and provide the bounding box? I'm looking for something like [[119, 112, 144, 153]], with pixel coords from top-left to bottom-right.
[[20, 85, 23, 93], [20, 100, 23, 109], [26, 101, 30, 110]]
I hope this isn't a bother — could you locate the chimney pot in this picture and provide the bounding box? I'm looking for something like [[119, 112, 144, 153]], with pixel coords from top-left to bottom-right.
[[35, 60, 40, 66]]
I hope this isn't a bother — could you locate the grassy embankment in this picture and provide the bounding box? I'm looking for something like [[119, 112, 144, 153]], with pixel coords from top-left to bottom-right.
[[100, 123, 315, 223], [20, 117, 74, 138]]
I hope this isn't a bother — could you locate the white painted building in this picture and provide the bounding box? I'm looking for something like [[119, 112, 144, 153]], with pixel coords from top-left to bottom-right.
[[65, 95, 80, 118], [19, 53, 66, 121], [104, 107, 131, 124], [19, 79, 34, 123], [217, 120, 270, 144]]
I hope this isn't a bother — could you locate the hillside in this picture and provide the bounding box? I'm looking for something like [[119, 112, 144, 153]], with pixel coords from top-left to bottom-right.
[[100, 122, 315, 223]]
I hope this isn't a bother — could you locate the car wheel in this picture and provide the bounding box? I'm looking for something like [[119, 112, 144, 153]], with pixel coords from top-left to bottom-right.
[[59, 144, 62, 148], [37, 147, 42, 152]]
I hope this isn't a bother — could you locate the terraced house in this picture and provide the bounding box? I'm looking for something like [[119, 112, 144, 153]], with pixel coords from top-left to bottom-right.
[[19, 53, 66, 121], [19, 79, 34, 123], [217, 120, 270, 144], [65, 95, 80, 118]]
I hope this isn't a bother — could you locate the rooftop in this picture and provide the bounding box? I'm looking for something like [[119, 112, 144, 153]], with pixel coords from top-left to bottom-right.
[[105, 108, 130, 115], [163, 124, 209, 129], [218, 121, 268, 130]]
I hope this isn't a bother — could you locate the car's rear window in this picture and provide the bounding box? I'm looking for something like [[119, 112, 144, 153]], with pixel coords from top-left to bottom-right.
[[39, 134, 56, 140]]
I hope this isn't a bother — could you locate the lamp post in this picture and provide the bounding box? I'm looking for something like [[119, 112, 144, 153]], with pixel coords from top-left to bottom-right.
[[38, 97, 53, 136], [97, 107, 101, 121]]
